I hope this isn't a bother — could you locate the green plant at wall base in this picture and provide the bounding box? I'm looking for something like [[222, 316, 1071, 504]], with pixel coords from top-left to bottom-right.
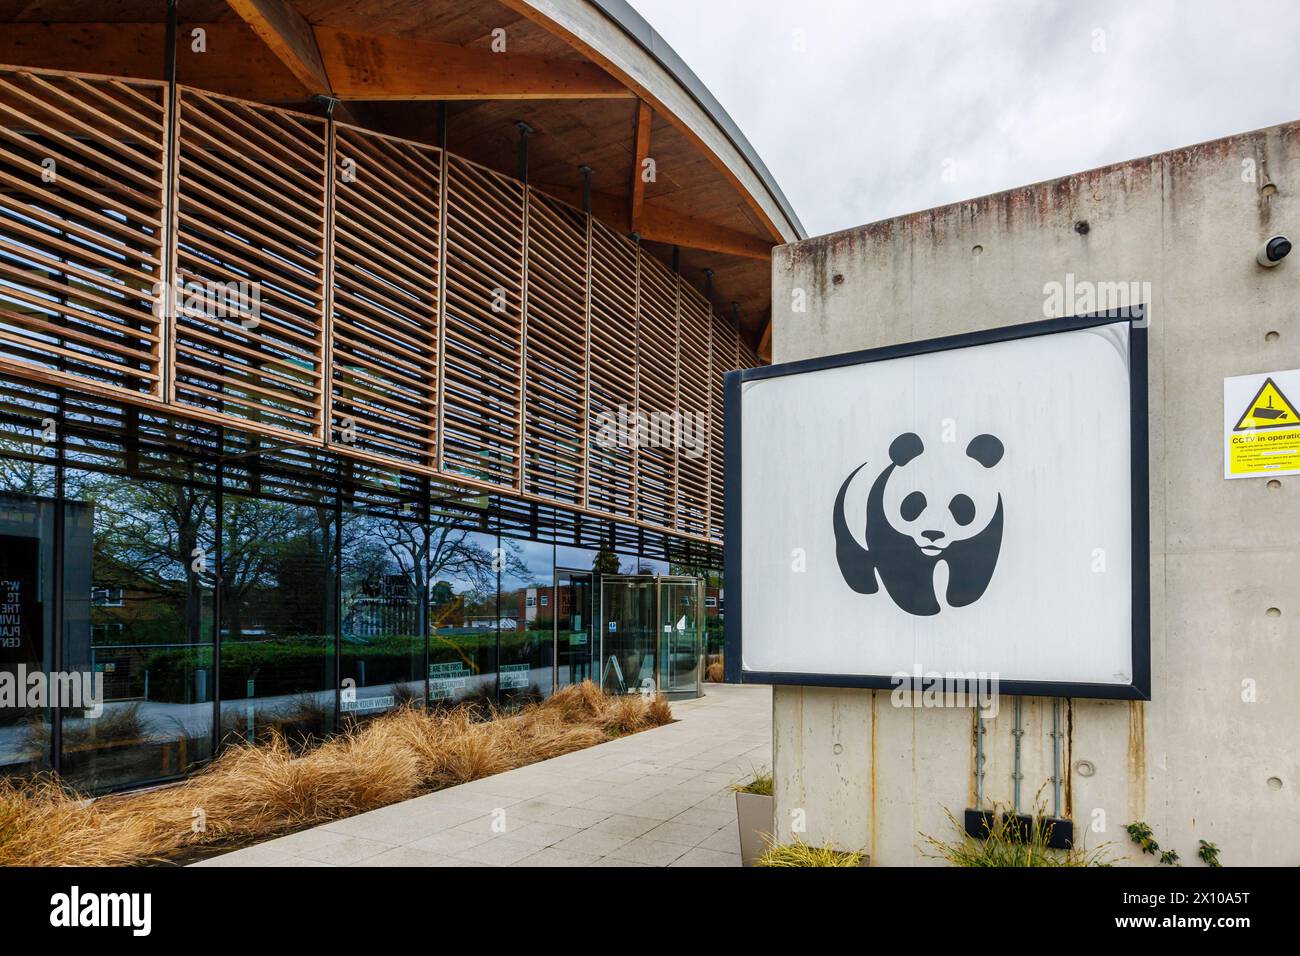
[[923, 808, 1113, 867], [1128, 822, 1223, 867], [731, 771, 773, 796], [1125, 821, 1160, 856], [755, 839, 863, 867]]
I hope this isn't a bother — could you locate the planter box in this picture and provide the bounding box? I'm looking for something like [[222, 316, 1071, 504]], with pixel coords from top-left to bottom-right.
[[735, 790, 774, 867]]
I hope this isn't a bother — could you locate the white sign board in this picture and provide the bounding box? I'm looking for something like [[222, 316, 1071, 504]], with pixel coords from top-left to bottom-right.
[[725, 316, 1149, 700], [1223, 368, 1300, 479]]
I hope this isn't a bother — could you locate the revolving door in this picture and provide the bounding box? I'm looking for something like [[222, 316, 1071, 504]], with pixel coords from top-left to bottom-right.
[[597, 575, 702, 699]]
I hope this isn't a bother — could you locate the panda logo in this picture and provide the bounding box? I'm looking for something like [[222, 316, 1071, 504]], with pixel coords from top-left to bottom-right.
[[832, 432, 1006, 616]]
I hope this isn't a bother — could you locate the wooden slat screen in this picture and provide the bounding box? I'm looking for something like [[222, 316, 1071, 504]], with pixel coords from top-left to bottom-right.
[[0, 66, 166, 397], [634, 246, 678, 530], [329, 124, 440, 469], [708, 312, 738, 541], [523, 189, 587, 505], [440, 154, 524, 489], [0, 69, 767, 545], [586, 216, 638, 519], [171, 88, 328, 437], [675, 278, 711, 537]]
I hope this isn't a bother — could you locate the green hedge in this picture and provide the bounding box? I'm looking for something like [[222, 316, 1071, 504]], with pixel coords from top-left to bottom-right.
[[142, 630, 552, 702]]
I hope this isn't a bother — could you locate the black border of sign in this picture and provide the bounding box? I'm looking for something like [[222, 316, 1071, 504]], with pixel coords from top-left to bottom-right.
[[723, 309, 1151, 701]]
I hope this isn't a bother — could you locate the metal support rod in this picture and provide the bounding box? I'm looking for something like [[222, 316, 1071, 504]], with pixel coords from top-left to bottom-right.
[[1012, 697, 1024, 815], [672, 244, 680, 274], [160, 0, 180, 402], [313, 94, 341, 118], [1052, 698, 1063, 818], [975, 712, 986, 809], [579, 164, 593, 213], [164, 0, 178, 82], [51, 422, 65, 775], [702, 268, 713, 302], [515, 121, 534, 182], [211, 434, 224, 758]]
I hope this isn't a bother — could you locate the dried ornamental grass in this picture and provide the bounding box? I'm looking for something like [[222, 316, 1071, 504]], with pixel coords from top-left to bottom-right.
[[0, 680, 672, 867]]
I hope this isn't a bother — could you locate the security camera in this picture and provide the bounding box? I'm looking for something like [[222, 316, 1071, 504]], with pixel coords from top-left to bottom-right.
[[1257, 235, 1292, 267]]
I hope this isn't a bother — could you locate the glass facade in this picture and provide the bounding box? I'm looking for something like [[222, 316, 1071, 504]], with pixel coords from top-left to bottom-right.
[[0, 378, 718, 793]]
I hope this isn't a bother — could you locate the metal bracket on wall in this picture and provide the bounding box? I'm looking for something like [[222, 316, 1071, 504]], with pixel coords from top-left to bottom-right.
[[1012, 697, 1024, 815]]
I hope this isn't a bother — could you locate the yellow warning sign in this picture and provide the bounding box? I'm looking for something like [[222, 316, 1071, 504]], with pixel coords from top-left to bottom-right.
[[1227, 374, 1300, 478], [1233, 377, 1299, 431], [1229, 428, 1300, 475]]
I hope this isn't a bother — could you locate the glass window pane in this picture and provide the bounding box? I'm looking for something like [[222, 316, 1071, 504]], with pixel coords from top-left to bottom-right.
[[499, 536, 554, 704], [220, 495, 335, 745], [624, 555, 668, 576], [340, 505, 425, 720], [0, 488, 56, 779], [427, 523, 498, 707], [61, 467, 216, 791]]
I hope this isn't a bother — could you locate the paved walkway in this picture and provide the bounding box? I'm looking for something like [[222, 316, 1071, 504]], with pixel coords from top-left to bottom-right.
[[196, 682, 772, 867]]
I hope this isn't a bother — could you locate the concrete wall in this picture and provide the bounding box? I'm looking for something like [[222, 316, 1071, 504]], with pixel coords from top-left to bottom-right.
[[769, 120, 1300, 866]]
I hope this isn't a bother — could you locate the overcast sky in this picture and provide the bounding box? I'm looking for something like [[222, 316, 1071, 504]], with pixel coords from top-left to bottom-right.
[[628, 0, 1300, 237]]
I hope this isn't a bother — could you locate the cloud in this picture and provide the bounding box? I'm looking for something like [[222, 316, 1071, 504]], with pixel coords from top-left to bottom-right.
[[629, 0, 1300, 236]]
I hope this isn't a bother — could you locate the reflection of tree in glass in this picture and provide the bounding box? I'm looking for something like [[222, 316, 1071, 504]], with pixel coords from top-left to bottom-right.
[[0, 429, 56, 497], [592, 549, 621, 575], [355, 513, 522, 632], [219, 496, 333, 641], [63, 466, 214, 646]]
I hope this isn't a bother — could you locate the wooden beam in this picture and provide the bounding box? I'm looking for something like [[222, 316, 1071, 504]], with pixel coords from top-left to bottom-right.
[[0, 23, 310, 102], [535, 181, 770, 260], [225, 0, 331, 95], [640, 204, 771, 261], [757, 320, 772, 363], [313, 26, 631, 101], [629, 99, 652, 233]]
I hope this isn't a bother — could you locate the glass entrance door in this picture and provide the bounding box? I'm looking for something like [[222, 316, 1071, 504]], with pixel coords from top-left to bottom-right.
[[599, 576, 656, 694], [554, 570, 593, 689], [597, 575, 702, 697], [659, 579, 702, 695]]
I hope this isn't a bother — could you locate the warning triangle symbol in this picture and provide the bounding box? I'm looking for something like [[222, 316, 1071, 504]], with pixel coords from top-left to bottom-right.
[[1234, 377, 1300, 431]]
